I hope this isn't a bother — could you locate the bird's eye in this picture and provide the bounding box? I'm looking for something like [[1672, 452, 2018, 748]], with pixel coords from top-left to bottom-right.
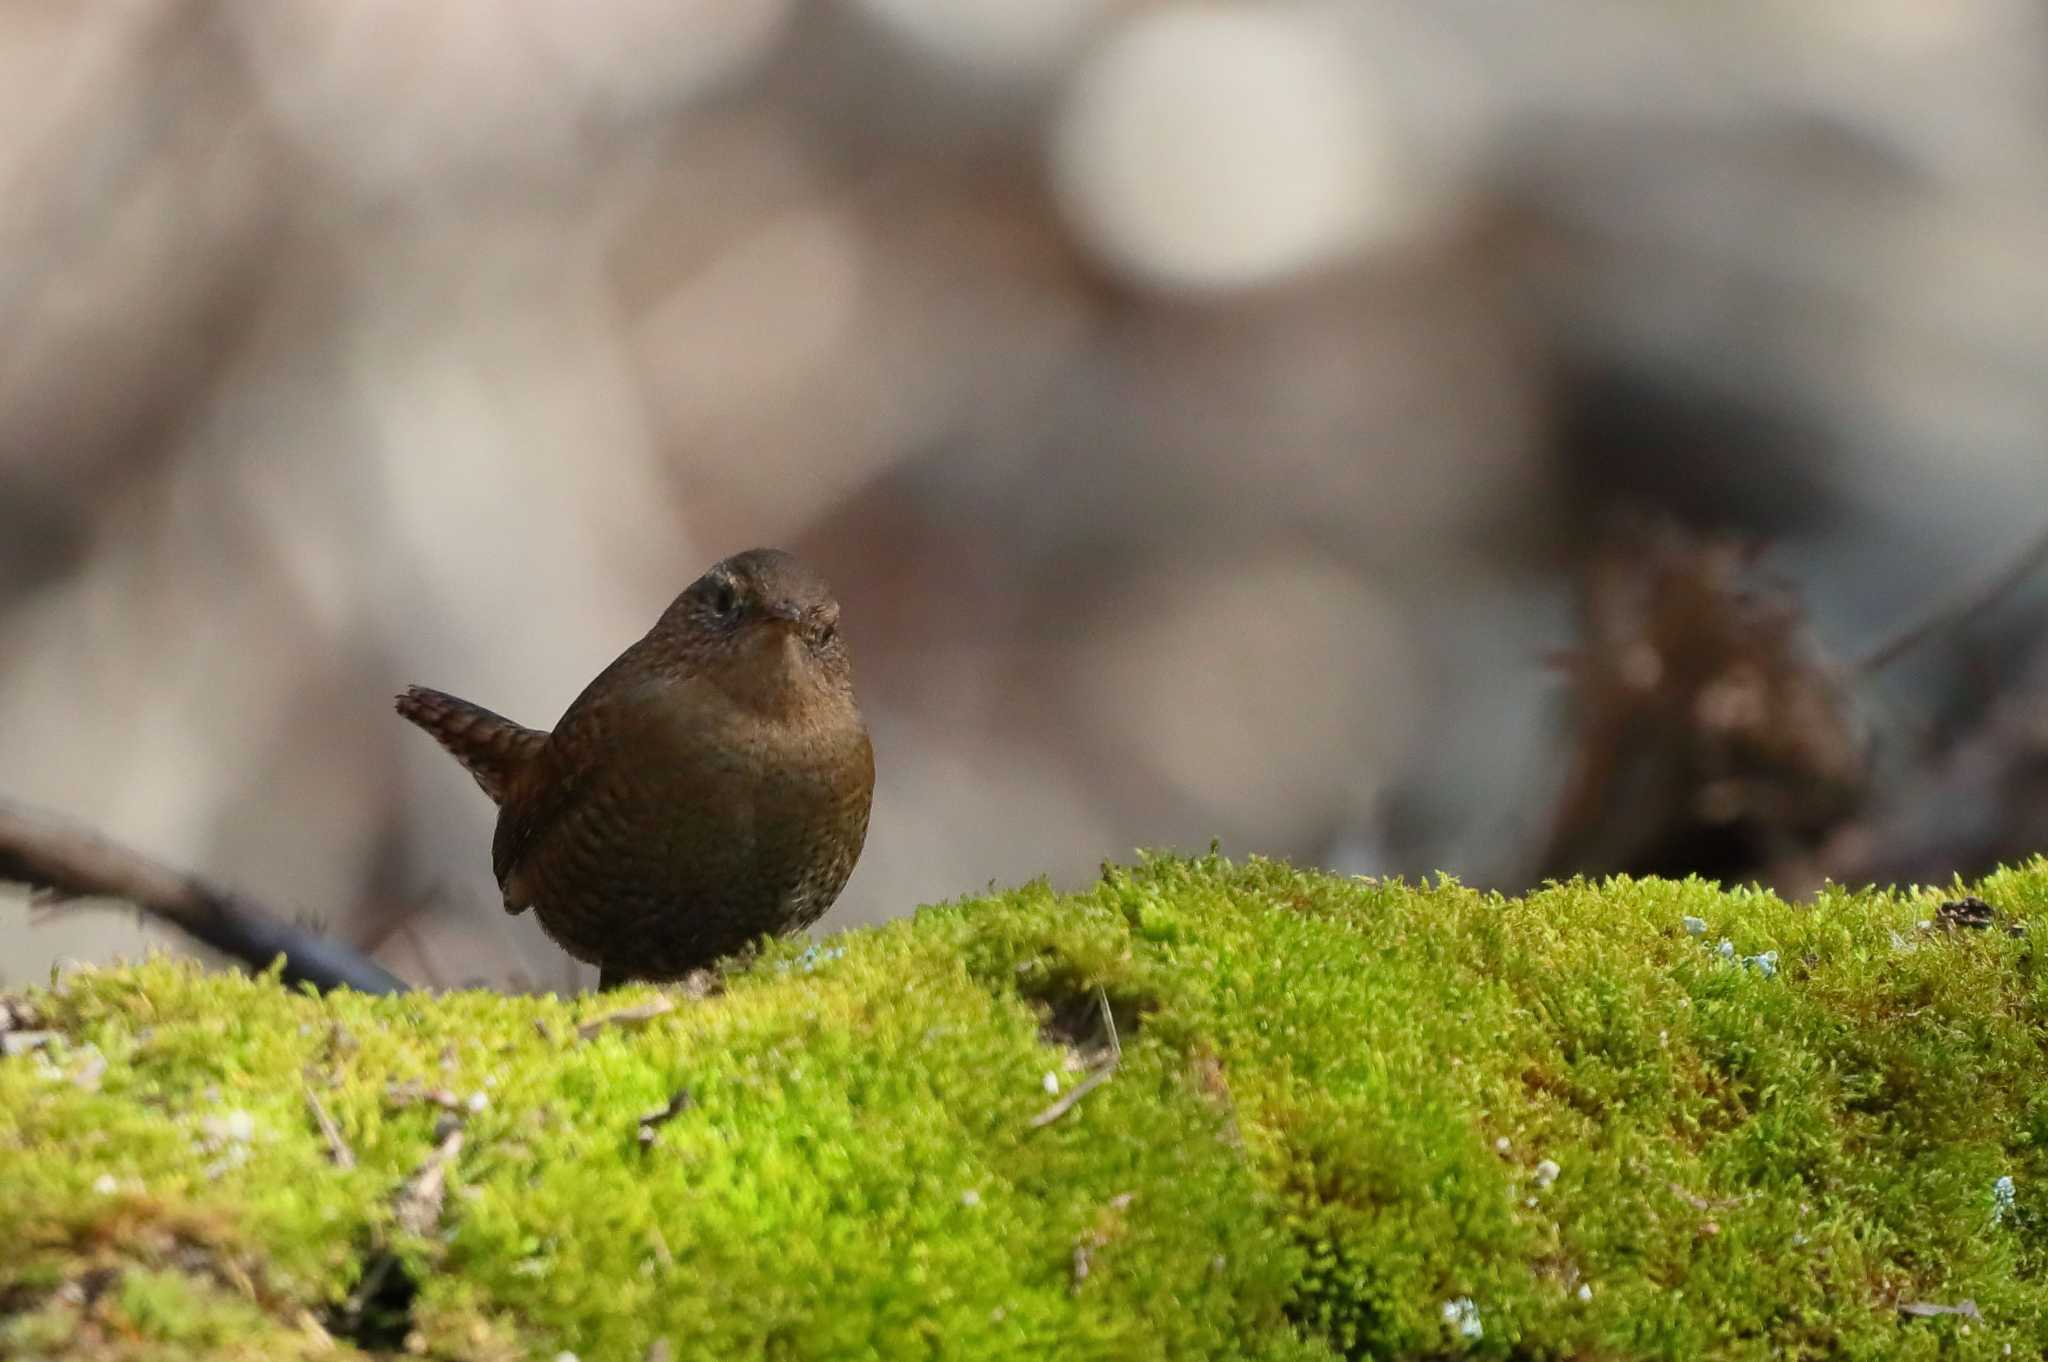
[[817, 621, 837, 645], [710, 581, 739, 617]]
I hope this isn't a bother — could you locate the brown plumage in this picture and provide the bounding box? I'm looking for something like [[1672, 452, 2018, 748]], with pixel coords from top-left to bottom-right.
[[397, 548, 874, 989]]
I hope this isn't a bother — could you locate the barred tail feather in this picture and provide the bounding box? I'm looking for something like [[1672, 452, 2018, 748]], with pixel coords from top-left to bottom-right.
[[395, 685, 547, 805]]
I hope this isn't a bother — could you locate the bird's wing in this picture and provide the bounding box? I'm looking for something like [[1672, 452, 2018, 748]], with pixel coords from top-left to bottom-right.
[[489, 663, 701, 912], [490, 743, 574, 910]]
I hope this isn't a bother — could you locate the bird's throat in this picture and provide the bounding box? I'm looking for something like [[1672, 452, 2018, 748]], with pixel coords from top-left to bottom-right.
[[714, 628, 819, 719]]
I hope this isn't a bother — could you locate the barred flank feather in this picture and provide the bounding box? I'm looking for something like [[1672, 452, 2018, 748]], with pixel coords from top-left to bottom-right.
[[395, 686, 547, 805]]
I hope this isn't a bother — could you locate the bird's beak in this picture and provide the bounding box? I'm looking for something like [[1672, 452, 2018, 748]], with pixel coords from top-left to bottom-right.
[[763, 602, 804, 627]]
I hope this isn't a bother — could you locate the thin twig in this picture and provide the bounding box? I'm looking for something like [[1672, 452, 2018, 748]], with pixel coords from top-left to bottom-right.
[[1028, 1063, 1117, 1129], [0, 798, 407, 995], [637, 1090, 694, 1150], [306, 1087, 356, 1170], [384, 1080, 467, 1112], [1097, 985, 1122, 1063], [576, 995, 676, 1041], [341, 1251, 399, 1321], [1029, 986, 1123, 1129], [1856, 520, 2048, 675], [1899, 1299, 1981, 1321], [393, 1125, 465, 1237]]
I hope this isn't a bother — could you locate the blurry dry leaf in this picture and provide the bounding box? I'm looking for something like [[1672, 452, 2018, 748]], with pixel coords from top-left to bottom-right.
[[1537, 518, 1867, 884]]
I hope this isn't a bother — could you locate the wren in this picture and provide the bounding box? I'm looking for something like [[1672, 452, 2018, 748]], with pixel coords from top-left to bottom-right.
[[396, 548, 874, 989]]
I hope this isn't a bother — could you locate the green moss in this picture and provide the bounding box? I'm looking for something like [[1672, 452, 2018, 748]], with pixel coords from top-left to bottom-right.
[[5, 855, 2048, 1359]]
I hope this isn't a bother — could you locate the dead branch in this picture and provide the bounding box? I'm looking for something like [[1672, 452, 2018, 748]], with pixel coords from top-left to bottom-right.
[[0, 797, 407, 995], [1855, 519, 2048, 675]]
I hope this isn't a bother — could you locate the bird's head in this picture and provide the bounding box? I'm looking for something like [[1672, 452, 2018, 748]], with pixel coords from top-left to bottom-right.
[[661, 548, 854, 709]]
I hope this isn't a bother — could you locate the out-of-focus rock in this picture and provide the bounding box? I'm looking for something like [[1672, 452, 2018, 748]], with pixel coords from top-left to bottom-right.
[[819, 714, 1123, 931], [1070, 551, 1421, 855], [222, 0, 794, 199], [1049, 4, 1411, 293], [852, 0, 1115, 82], [0, 4, 284, 486], [634, 171, 1094, 541]]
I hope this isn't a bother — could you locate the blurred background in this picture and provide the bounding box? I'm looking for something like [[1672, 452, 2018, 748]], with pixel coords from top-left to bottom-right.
[[3, 0, 2046, 990]]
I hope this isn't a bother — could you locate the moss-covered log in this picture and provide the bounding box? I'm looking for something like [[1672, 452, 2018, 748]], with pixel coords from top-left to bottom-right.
[[6, 855, 2048, 1360]]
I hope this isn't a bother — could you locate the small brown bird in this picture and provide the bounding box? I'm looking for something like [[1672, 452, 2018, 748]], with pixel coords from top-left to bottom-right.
[[396, 548, 874, 989]]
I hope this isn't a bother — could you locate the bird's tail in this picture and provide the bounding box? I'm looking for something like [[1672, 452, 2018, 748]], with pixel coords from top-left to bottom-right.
[[395, 686, 548, 805]]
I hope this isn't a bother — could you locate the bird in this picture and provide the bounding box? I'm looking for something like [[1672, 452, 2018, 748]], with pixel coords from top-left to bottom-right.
[[395, 548, 874, 990]]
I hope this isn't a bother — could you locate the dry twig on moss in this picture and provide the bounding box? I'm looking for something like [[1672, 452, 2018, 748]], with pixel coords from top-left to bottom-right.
[[305, 1087, 357, 1170], [576, 995, 676, 1041], [1028, 986, 1122, 1129]]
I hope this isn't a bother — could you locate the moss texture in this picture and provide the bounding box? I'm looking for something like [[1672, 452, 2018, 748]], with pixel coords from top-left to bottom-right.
[[5, 854, 2048, 1360]]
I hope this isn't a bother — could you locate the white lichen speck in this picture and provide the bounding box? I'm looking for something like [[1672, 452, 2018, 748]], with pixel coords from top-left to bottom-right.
[[1441, 1296, 1482, 1341]]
